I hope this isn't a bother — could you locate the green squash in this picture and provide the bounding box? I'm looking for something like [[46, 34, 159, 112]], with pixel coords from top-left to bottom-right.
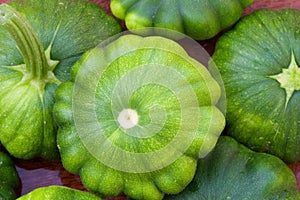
[[54, 34, 225, 200], [17, 186, 102, 200], [0, 149, 20, 200], [166, 136, 300, 200], [0, 0, 121, 160], [110, 0, 254, 40], [212, 8, 300, 163]]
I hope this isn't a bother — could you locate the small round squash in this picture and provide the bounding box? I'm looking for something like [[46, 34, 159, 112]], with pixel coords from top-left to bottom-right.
[[213, 8, 300, 163], [110, 0, 254, 40], [54, 33, 225, 200]]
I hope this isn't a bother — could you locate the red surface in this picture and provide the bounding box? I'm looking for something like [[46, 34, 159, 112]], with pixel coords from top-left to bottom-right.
[[0, 0, 300, 198]]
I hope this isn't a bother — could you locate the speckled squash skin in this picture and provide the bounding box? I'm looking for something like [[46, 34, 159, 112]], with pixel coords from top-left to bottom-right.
[[0, 150, 20, 200], [166, 136, 300, 200], [54, 34, 225, 200], [213, 8, 300, 163], [110, 0, 254, 40], [17, 186, 103, 200], [0, 0, 121, 160]]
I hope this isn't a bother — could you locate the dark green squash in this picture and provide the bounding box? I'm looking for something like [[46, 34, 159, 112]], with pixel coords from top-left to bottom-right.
[[213, 8, 300, 163], [166, 136, 300, 200], [0, 149, 20, 200], [110, 0, 254, 40], [0, 0, 121, 160]]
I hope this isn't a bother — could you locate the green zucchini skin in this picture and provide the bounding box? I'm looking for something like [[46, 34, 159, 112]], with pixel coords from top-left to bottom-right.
[[16, 186, 103, 200], [110, 0, 254, 40], [0, 151, 20, 200], [0, 0, 121, 160], [213, 8, 300, 163], [166, 136, 300, 200]]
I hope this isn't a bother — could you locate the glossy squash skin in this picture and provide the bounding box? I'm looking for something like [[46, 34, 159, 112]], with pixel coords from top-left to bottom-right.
[[54, 34, 225, 200], [110, 0, 254, 40], [0, 0, 121, 160], [0, 150, 20, 200], [213, 8, 300, 163], [17, 186, 103, 200], [166, 136, 300, 200]]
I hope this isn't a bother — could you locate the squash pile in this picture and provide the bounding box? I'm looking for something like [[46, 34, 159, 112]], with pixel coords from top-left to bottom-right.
[[0, 0, 299, 200]]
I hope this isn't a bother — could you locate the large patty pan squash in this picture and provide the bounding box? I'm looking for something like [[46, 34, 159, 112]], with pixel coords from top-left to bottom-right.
[[213, 8, 300, 163], [110, 0, 254, 40], [54, 34, 225, 200], [167, 136, 300, 199], [0, 149, 20, 200], [17, 186, 102, 200], [0, 0, 121, 160]]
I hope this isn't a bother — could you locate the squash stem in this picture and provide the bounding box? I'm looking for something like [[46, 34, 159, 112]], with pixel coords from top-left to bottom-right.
[[0, 4, 49, 82]]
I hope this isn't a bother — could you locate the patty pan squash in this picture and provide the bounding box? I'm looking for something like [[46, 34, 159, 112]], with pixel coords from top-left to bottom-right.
[[213, 8, 300, 163], [17, 186, 102, 200], [110, 0, 254, 40], [167, 136, 300, 199], [0, 149, 20, 200], [54, 33, 225, 200], [0, 0, 121, 160]]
